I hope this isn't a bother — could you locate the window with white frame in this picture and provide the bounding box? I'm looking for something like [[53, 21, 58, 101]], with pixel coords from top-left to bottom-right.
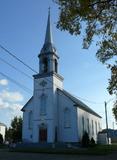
[[28, 111, 33, 129], [40, 94, 47, 115], [92, 120, 94, 136], [82, 116, 85, 134], [64, 108, 71, 128], [95, 121, 98, 134], [98, 122, 101, 131], [87, 118, 90, 134]]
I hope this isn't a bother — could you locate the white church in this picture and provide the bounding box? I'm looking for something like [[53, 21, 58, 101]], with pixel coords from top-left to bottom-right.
[[22, 11, 102, 143]]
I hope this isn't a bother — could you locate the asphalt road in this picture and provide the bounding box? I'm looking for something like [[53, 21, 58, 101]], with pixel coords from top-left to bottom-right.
[[0, 149, 117, 160]]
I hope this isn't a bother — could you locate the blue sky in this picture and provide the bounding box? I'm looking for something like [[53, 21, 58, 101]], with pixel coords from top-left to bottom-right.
[[0, 0, 116, 129]]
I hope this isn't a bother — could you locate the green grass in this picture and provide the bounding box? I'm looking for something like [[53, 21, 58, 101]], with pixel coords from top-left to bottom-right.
[[10, 144, 117, 155], [0, 144, 8, 149]]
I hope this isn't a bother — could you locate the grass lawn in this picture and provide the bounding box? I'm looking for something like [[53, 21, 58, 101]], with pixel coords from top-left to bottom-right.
[[0, 144, 8, 149], [10, 144, 117, 155]]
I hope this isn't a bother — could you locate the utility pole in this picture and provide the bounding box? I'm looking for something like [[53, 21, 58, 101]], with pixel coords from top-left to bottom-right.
[[105, 101, 109, 144]]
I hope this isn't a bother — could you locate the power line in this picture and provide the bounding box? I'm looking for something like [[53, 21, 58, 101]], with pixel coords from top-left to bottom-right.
[[0, 44, 106, 105], [0, 56, 32, 80], [0, 44, 38, 74], [0, 56, 53, 91], [73, 95, 104, 104], [0, 44, 65, 91], [0, 72, 32, 94]]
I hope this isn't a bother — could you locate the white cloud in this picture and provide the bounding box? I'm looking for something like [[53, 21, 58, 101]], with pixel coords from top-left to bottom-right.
[[0, 89, 23, 118], [0, 98, 22, 111], [0, 98, 9, 109], [0, 88, 24, 126], [0, 90, 24, 102], [0, 101, 23, 127], [10, 103, 23, 111], [0, 79, 8, 86]]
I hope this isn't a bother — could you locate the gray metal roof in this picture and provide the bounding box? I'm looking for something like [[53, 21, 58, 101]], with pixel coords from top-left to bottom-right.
[[57, 88, 102, 118]]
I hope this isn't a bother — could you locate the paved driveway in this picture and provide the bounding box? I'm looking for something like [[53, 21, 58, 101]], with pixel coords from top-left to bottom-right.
[[0, 149, 117, 160]]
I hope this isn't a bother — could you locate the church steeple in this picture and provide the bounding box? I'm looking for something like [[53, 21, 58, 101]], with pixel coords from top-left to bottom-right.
[[40, 9, 57, 54], [44, 8, 53, 44], [38, 10, 59, 74]]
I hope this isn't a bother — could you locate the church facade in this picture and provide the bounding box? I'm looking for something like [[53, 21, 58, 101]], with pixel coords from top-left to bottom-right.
[[22, 12, 102, 143]]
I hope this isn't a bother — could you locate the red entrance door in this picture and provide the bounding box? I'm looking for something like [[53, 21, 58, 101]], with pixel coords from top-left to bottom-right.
[[39, 128, 47, 142]]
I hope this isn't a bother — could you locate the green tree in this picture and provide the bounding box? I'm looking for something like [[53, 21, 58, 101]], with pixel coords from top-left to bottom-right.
[[112, 100, 117, 121], [6, 116, 22, 143], [0, 133, 3, 144], [5, 127, 12, 142], [54, 0, 117, 95]]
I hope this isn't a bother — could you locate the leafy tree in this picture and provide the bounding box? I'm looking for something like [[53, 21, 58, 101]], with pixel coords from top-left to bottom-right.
[[54, 0, 117, 95], [5, 127, 13, 142], [0, 133, 3, 144], [6, 116, 22, 143], [112, 100, 117, 121], [108, 65, 117, 95]]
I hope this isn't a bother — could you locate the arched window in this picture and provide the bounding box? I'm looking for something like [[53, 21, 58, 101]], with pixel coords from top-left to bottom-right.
[[64, 108, 71, 128], [55, 59, 58, 73], [98, 122, 101, 131], [87, 118, 90, 134], [82, 116, 85, 134], [40, 94, 47, 115], [28, 111, 33, 129], [92, 120, 94, 136], [95, 121, 97, 134], [42, 58, 48, 73]]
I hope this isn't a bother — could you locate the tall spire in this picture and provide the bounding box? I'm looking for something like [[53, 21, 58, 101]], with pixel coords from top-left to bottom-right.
[[44, 7, 53, 44], [39, 8, 57, 55]]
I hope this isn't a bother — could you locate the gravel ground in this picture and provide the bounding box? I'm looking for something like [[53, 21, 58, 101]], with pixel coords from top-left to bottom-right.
[[0, 149, 117, 160]]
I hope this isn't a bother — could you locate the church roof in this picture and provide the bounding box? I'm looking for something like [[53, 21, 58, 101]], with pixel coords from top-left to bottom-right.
[[21, 96, 33, 112], [57, 88, 102, 118]]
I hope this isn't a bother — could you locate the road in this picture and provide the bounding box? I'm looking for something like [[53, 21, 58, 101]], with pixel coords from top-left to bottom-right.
[[0, 149, 117, 160]]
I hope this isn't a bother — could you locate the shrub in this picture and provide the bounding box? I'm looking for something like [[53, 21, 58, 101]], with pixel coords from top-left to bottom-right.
[[0, 134, 3, 144], [81, 131, 90, 147], [90, 137, 96, 147]]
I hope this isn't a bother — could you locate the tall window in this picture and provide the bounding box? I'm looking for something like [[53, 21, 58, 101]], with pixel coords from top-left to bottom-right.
[[55, 59, 58, 73], [29, 111, 33, 129], [87, 118, 90, 134], [82, 116, 85, 134], [64, 108, 71, 128], [40, 94, 46, 115], [92, 120, 94, 136], [42, 58, 48, 73], [95, 121, 98, 135], [98, 122, 101, 131]]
